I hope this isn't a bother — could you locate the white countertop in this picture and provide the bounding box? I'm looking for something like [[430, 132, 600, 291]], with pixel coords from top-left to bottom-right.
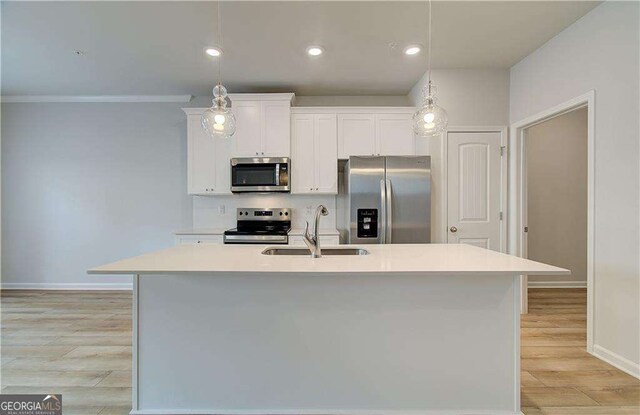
[[88, 243, 569, 276], [175, 228, 339, 236]]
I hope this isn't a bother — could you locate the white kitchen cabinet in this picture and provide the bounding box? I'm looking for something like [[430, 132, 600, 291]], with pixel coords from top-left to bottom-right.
[[176, 234, 339, 247], [338, 112, 416, 158], [291, 113, 338, 194], [232, 101, 262, 157], [229, 94, 294, 157], [337, 114, 376, 158], [375, 113, 416, 156], [262, 101, 291, 156], [185, 112, 232, 196], [187, 114, 216, 195], [291, 115, 316, 193], [176, 235, 223, 245], [289, 235, 340, 246]]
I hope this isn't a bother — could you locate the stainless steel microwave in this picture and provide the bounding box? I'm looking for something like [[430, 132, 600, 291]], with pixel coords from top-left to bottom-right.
[[230, 157, 290, 193]]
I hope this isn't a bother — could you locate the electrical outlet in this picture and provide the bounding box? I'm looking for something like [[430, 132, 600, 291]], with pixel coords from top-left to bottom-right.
[[218, 205, 226, 214], [306, 206, 313, 216]]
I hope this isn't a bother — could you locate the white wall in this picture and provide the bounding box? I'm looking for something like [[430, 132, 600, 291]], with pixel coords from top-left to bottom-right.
[[409, 69, 510, 243], [1, 102, 193, 289], [510, 2, 640, 376], [409, 69, 510, 126], [526, 108, 588, 286], [0, 5, 3, 289]]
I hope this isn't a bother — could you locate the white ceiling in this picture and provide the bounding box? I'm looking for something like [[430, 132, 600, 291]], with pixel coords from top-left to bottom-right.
[[2, 1, 600, 96]]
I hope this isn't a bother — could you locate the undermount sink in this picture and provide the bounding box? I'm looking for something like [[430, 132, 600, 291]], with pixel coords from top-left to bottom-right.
[[261, 247, 369, 256]]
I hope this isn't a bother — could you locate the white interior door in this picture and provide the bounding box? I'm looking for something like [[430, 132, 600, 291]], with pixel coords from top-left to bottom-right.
[[447, 132, 503, 251]]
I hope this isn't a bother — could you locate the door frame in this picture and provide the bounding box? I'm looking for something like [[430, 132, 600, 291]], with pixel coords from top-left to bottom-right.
[[508, 90, 595, 352], [442, 126, 508, 252]]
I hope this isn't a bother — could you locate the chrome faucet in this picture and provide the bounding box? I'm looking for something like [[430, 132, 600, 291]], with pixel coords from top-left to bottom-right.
[[303, 205, 329, 258]]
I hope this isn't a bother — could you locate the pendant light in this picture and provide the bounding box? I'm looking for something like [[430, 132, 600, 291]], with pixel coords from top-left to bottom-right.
[[413, 0, 448, 137], [202, 1, 236, 139]]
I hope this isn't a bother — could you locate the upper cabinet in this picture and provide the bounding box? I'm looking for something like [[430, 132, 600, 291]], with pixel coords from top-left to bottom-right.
[[229, 94, 294, 157], [375, 113, 416, 156], [337, 114, 376, 158], [337, 111, 416, 158], [185, 112, 232, 195], [184, 104, 418, 197], [232, 101, 262, 157], [291, 113, 338, 194], [186, 113, 216, 195]]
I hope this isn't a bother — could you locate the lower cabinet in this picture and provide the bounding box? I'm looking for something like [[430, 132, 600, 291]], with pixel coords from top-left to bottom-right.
[[289, 235, 340, 246], [176, 234, 340, 246], [176, 235, 224, 245]]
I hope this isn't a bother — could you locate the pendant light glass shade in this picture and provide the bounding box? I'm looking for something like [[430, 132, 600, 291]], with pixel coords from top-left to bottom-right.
[[202, 83, 236, 138], [413, 0, 449, 137], [413, 81, 448, 137]]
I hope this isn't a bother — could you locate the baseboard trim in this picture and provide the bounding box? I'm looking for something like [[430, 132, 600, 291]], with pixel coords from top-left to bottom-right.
[[527, 281, 587, 288], [1, 283, 133, 291], [592, 344, 640, 379]]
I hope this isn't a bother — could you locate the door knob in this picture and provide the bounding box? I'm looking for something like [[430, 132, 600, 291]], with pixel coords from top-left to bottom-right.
[[450, 226, 458, 233]]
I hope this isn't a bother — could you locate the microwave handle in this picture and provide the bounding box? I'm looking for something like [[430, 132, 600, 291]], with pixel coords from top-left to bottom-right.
[[275, 163, 280, 185]]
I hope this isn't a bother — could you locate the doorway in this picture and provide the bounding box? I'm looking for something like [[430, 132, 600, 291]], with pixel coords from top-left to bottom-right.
[[508, 91, 595, 353], [524, 107, 588, 288]]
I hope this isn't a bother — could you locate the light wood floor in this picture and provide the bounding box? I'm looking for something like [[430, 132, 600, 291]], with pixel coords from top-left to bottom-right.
[[521, 288, 639, 414], [1, 288, 638, 414]]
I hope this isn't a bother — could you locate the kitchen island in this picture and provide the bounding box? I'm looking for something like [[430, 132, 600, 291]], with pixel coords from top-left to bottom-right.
[[89, 243, 569, 415]]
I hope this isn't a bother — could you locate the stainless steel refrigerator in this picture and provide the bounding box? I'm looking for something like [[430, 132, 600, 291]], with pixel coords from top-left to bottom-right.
[[338, 156, 431, 244]]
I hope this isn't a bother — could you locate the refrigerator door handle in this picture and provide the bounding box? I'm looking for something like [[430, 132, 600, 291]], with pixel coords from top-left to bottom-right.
[[380, 179, 386, 244], [386, 179, 393, 244]]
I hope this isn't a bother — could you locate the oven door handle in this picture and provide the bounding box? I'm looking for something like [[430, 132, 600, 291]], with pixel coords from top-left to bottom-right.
[[275, 163, 280, 185]]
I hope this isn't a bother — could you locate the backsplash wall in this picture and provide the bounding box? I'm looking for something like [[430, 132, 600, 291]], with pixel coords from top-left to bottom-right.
[[193, 194, 337, 230]]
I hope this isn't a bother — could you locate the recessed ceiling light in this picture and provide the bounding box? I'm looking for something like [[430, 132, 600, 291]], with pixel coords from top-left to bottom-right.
[[307, 46, 324, 56], [205, 47, 222, 57], [404, 45, 422, 56]]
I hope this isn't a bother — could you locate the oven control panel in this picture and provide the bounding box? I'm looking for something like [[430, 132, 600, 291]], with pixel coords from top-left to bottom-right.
[[237, 208, 291, 221]]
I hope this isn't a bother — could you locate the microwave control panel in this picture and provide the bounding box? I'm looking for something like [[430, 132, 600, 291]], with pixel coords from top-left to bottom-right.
[[357, 209, 378, 238]]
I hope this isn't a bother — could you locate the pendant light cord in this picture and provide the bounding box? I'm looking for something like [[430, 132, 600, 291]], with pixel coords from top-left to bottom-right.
[[427, 0, 432, 85], [217, 1, 223, 86]]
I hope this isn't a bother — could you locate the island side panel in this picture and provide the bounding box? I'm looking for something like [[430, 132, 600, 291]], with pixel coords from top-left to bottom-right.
[[135, 272, 520, 415]]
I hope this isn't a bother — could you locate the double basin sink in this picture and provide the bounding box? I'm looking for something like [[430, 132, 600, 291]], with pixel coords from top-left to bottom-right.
[[262, 247, 369, 256]]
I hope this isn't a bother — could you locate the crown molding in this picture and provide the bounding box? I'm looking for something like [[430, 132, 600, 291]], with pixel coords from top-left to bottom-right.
[[1, 95, 193, 103]]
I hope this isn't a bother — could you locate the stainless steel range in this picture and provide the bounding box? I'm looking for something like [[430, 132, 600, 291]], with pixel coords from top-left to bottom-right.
[[223, 208, 291, 244]]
